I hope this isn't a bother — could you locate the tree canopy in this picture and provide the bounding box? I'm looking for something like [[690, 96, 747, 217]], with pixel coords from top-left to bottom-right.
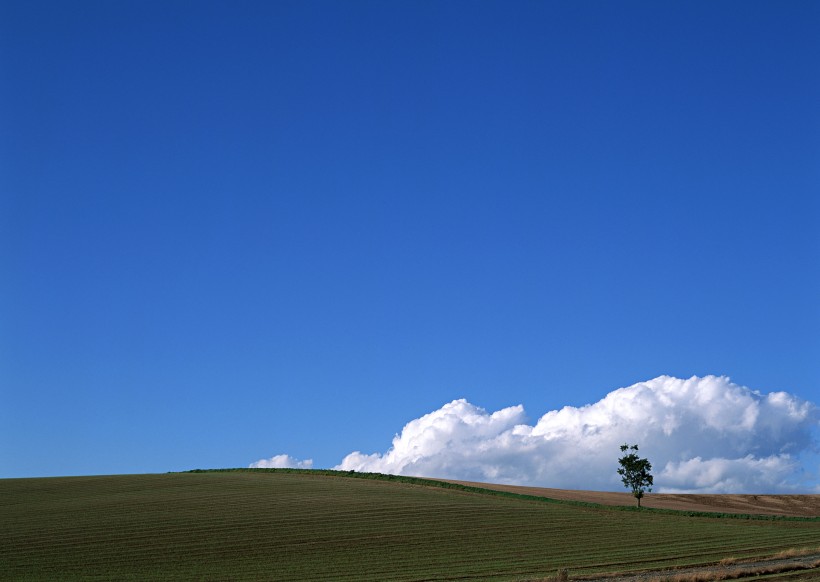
[[617, 444, 653, 508]]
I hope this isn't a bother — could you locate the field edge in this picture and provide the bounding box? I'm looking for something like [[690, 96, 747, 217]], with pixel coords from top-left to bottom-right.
[[181, 468, 820, 522]]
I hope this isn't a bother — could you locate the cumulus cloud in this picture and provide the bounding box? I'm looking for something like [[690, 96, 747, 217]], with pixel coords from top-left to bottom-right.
[[659, 455, 802, 494], [333, 376, 817, 493], [250, 454, 313, 469]]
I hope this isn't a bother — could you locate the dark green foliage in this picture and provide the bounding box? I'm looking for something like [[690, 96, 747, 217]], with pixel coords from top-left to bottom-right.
[[618, 443, 654, 508]]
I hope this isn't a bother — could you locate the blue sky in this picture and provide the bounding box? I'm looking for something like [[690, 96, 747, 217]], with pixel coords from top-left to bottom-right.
[[1, 1, 818, 486]]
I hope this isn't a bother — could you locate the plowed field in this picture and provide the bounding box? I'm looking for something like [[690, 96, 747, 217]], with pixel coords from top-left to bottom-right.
[[443, 479, 820, 517], [2, 470, 819, 581]]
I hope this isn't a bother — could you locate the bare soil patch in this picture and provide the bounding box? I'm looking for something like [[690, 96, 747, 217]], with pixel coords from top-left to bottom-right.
[[578, 552, 820, 581], [439, 480, 820, 517]]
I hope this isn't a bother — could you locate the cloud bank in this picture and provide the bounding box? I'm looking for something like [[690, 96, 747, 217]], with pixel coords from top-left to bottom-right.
[[253, 376, 818, 493], [250, 454, 313, 469]]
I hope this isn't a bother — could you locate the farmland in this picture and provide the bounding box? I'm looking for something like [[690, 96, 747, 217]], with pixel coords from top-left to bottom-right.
[[2, 469, 819, 581], [444, 479, 820, 518]]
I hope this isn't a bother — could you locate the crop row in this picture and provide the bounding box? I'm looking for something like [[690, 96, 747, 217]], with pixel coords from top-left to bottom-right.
[[2, 472, 819, 581]]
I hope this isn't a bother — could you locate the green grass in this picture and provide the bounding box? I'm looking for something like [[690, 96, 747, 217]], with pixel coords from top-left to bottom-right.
[[190, 468, 820, 521], [2, 470, 819, 581]]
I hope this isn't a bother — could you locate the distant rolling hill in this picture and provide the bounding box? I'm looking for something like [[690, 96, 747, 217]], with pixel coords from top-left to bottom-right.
[[2, 469, 819, 581]]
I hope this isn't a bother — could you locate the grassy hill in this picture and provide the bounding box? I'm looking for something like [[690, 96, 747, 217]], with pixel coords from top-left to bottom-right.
[[2, 469, 819, 581]]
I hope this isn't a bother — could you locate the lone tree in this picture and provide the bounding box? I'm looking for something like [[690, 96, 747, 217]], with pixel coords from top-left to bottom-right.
[[617, 444, 653, 508]]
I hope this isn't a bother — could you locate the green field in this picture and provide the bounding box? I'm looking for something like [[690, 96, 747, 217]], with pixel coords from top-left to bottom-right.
[[2, 470, 819, 581]]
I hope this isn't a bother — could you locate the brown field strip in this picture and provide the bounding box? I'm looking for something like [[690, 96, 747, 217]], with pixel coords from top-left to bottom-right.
[[440, 479, 820, 517]]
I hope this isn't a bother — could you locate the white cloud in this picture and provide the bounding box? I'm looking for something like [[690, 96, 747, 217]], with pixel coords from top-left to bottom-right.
[[250, 454, 313, 469], [333, 376, 817, 493], [659, 455, 801, 494]]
